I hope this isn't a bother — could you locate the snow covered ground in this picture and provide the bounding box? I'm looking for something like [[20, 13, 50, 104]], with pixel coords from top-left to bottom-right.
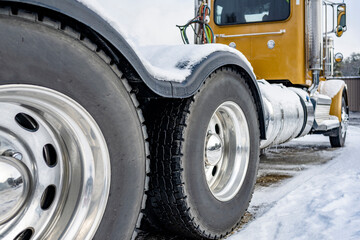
[[228, 112, 360, 240], [139, 114, 360, 240]]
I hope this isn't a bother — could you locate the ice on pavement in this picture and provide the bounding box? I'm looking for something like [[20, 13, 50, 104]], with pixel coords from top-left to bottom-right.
[[78, 0, 253, 82], [229, 125, 360, 240]]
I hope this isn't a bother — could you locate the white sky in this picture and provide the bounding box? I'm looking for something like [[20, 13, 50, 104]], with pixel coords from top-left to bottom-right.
[[82, 0, 359, 58], [333, 0, 360, 58], [116, 0, 358, 58]]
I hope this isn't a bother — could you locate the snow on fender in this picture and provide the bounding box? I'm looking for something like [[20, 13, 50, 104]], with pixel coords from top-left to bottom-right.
[[319, 80, 347, 99]]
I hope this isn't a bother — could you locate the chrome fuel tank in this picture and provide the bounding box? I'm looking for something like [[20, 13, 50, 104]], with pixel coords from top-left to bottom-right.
[[259, 80, 314, 149]]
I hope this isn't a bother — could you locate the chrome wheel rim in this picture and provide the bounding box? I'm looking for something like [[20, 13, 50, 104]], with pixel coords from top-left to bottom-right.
[[0, 85, 110, 240], [204, 101, 250, 202], [341, 103, 349, 138]]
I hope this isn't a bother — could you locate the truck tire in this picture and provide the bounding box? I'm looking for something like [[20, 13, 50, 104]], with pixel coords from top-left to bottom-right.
[[145, 68, 260, 239], [330, 92, 349, 147], [0, 8, 147, 240]]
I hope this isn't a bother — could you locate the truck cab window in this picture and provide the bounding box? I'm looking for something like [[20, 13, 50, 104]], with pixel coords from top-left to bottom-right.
[[215, 0, 290, 25]]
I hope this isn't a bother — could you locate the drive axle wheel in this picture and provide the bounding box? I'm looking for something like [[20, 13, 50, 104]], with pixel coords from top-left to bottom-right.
[[0, 9, 147, 240], [145, 68, 260, 239]]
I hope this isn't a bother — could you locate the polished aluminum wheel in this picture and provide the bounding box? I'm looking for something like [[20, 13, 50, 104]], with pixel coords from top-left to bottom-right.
[[0, 85, 110, 240], [341, 104, 349, 138], [204, 101, 250, 202]]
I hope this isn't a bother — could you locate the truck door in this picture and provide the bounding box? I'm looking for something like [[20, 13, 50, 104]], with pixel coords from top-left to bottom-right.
[[210, 0, 306, 85]]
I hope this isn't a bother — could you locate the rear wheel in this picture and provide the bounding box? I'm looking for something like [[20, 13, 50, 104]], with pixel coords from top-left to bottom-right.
[[0, 8, 147, 240], [330, 92, 349, 147], [144, 68, 260, 239]]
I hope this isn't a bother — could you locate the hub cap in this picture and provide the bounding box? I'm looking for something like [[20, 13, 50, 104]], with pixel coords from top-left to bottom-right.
[[0, 85, 110, 240], [204, 101, 250, 202], [341, 104, 349, 138], [205, 134, 223, 166], [0, 157, 30, 225]]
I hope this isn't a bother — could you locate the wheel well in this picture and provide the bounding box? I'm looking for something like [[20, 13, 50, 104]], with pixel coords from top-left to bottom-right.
[[344, 87, 349, 111]]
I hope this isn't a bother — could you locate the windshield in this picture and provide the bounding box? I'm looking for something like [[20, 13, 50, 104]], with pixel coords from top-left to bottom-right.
[[214, 0, 290, 25]]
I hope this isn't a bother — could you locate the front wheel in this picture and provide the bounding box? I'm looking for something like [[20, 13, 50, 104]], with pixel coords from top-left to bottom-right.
[[330, 92, 349, 147], [144, 68, 260, 239]]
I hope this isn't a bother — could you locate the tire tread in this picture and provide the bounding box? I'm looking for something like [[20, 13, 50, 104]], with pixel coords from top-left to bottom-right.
[[143, 67, 260, 239]]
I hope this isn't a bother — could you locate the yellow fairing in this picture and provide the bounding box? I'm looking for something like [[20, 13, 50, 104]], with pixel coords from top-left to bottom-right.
[[337, 5, 346, 26], [336, 7, 346, 37], [210, 0, 306, 85], [330, 85, 345, 122]]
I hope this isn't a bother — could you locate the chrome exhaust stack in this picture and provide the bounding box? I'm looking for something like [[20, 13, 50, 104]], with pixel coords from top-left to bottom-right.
[[306, 0, 323, 95]]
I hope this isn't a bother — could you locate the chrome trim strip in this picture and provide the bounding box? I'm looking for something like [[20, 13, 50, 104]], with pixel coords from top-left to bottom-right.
[[216, 29, 286, 38]]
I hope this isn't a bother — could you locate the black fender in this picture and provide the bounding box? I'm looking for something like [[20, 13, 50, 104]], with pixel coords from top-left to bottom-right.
[[0, 0, 266, 139]]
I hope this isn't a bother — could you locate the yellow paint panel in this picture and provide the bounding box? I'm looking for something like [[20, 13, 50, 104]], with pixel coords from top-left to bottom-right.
[[330, 86, 345, 121], [209, 0, 306, 85]]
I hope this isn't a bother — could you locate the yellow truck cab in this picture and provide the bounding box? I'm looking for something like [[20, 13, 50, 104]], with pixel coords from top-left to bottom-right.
[[211, 0, 306, 85], [208, 0, 349, 143], [209, 0, 347, 87]]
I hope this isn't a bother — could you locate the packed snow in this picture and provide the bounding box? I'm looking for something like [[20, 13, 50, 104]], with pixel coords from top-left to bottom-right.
[[78, 0, 253, 82], [228, 117, 360, 240], [138, 44, 252, 81]]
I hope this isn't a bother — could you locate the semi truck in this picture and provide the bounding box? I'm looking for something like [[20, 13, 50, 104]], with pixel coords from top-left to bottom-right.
[[0, 0, 349, 239]]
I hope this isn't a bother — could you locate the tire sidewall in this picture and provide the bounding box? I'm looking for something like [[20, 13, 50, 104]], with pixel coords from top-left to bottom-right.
[[330, 93, 348, 147]]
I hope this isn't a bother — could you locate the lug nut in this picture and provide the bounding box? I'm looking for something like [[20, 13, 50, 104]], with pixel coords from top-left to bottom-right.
[[2, 150, 23, 161]]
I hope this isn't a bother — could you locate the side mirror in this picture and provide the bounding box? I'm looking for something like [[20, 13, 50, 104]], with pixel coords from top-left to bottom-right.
[[336, 4, 346, 37], [334, 53, 343, 63]]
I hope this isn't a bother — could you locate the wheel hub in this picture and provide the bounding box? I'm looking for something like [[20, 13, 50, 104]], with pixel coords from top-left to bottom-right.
[[0, 85, 110, 240], [205, 133, 223, 166], [341, 106, 349, 138], [0, 156, 30, 224], [203, 101, 250, 202]]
